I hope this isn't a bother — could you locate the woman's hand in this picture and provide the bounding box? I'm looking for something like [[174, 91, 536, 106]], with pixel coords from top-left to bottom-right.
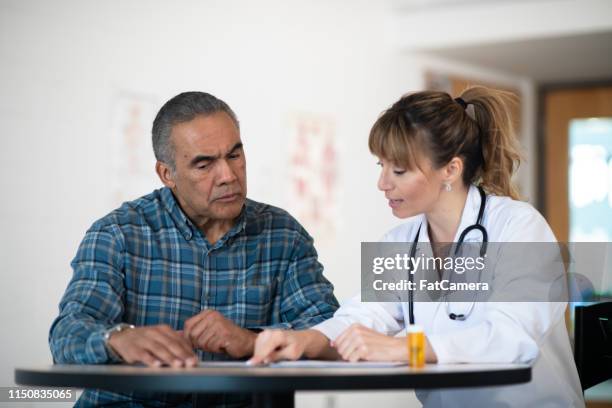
[[247, 330, 306, 364], [332, 324, 406, 362], [248, 329, 307, 365], [248, 329, 338, 365]]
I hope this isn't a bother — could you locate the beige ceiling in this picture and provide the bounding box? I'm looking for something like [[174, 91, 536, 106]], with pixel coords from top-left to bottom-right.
[[419, 30, 612, 83]]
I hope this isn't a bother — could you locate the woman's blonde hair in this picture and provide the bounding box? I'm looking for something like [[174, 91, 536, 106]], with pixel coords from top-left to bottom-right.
[[368, 86, 523, 200]]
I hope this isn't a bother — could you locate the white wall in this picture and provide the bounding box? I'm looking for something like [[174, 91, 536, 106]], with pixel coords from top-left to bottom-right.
[[0, 0, 575, 407], [0, 1, 420, 406]]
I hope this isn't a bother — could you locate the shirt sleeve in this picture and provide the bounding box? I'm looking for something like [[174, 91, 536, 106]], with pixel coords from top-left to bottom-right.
[[48, 224, 126, 364], [428, 205, 567, 364], [314, 294, 405, 341], [272, 230, 340, 330], [312, 229, 405, 340]]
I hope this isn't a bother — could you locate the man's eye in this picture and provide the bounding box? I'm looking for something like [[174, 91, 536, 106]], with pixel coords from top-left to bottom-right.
[[197, 164, 209, 170], [228, 154, 240, 159]]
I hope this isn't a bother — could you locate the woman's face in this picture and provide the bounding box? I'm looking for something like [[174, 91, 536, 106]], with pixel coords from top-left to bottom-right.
[[376, 157, 445, 218]]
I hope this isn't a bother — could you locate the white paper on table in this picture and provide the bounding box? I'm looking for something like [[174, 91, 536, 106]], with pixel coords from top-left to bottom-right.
[[197, 360, 407, 368], [269, 360, 407, 368], [198, 361, 251, 368]]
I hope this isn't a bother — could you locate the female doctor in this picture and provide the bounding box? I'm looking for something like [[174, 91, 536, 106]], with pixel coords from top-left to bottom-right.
[[249, 87, 584, 407]]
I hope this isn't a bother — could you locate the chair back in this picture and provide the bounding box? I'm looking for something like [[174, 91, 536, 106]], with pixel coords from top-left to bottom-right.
[[574, 302, 612, 390]]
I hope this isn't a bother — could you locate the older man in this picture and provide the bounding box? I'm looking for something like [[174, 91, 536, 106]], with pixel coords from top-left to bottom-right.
[[49, 92, 339, 407]]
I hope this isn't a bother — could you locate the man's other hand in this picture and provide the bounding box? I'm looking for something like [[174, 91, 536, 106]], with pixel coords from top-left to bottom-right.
[[107, 325, 198, 368], [183, 310, 256, 358]]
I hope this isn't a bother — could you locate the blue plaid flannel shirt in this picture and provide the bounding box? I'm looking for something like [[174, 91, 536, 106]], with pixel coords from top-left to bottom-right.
[[49, 187, 339, 407]]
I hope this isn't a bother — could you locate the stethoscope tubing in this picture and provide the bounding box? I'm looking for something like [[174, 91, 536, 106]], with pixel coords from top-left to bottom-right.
[[407, 186, 488, 325]]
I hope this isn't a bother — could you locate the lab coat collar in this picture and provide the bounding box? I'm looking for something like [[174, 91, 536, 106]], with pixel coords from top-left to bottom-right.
[[417, 184, 484, 244]]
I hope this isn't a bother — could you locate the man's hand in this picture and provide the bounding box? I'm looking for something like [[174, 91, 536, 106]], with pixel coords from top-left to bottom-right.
[[107, 325, 197, 368], [332, 324, 406, 362], [183, 310, 256, 358]]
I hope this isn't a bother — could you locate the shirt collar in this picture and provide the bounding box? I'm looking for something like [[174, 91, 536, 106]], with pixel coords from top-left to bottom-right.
[[218, 203, 247, 244], [204, 206, 247, 251], [160, 187, 247, 244], [160, 187, 194, 241]]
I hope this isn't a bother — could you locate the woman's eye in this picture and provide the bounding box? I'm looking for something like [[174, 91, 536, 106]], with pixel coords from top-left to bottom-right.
[[393, 169, 406, 175]]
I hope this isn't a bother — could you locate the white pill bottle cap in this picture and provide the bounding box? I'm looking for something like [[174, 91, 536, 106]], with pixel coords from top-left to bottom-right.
[[407, 325, 423, 333]]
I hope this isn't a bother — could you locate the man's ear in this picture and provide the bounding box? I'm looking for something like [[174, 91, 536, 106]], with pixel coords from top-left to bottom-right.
[[443, 157, 464, 185], [156, 161, 176, 189]]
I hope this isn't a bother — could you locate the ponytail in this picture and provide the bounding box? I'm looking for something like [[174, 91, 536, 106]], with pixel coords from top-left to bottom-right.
[[460, 86, 522, 200]]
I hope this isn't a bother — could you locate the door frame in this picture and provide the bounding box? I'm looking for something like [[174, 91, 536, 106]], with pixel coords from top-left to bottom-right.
[[536, 79, 612, 241]]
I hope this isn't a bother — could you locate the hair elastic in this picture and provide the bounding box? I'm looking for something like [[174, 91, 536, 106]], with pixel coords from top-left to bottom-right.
[[454, 97, 467, 109]]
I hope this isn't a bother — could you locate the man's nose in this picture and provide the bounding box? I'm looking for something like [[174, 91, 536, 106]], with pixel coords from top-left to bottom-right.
[[216, 159, 237, 185]]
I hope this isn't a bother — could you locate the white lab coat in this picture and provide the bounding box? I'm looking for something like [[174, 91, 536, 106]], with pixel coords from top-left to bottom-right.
[[314, 185, 584, 408]]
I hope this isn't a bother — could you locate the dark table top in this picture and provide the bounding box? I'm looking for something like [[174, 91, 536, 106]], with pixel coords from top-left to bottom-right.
[[15, 362, 531, 393]]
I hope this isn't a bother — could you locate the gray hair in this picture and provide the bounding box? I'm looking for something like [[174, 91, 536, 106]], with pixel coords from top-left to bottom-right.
[[152, 91, 240, 169]]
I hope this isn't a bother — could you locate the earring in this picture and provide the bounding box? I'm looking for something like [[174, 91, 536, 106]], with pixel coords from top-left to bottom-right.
[[444, 182, 452, 192]]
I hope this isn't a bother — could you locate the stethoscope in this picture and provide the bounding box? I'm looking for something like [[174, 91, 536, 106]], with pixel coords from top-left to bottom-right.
[[407, 186, 488, 325]]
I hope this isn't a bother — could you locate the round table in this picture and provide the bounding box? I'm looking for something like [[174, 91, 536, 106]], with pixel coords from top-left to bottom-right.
[[16, 362, 531, 407]]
